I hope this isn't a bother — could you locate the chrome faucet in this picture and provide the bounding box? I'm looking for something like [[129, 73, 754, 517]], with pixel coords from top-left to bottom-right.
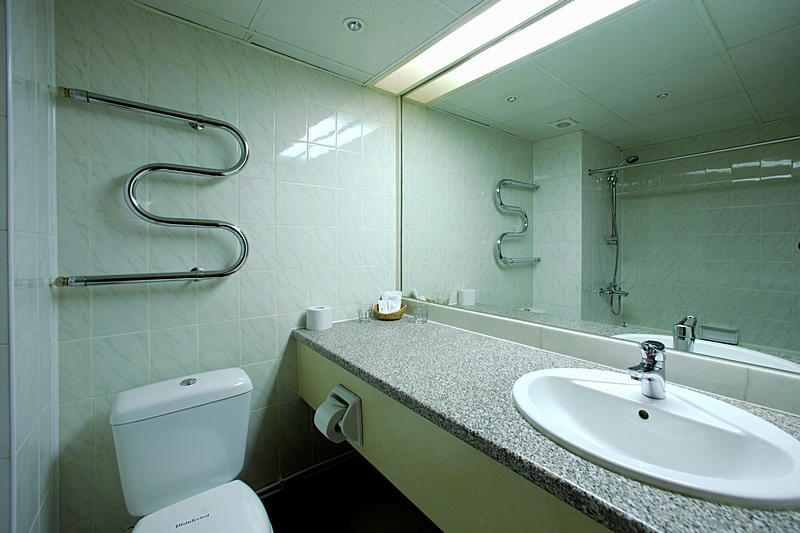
[[673, 315, 697, 352], [628, 341, 666, 399]]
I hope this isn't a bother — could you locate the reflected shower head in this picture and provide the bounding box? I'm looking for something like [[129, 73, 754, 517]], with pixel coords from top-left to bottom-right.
[[608, 155, 639, 183]]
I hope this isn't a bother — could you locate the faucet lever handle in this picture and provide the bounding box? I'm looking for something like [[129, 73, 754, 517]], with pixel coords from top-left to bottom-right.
[[638, 340, 666, 366], [675, 315, 697, 336]]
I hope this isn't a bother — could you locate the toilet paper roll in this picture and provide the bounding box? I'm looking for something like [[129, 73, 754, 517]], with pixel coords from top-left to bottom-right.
[[306, 306, 332, 331], [457, 289, 477, 306], [314, 398, 347, 443]]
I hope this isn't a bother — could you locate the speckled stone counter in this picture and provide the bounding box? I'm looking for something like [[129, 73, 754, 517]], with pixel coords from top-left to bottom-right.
[[292, 318, 800, 533]]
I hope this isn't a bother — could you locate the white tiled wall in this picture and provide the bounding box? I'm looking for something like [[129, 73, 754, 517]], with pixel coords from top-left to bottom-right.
[[401, 101, 535, 306], [55, 0, 396, 530], [621, 118, 800, 353], [531, 133, 583, 318], [7, 0, 59, 532], [581, 134, 623, 324]]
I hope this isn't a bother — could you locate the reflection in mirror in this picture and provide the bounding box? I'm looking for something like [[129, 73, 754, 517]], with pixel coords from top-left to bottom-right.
[[400, 0, 800, 373]]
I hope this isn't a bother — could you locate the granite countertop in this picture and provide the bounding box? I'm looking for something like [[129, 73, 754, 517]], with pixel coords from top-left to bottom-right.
[[292, 318, 800, 533]]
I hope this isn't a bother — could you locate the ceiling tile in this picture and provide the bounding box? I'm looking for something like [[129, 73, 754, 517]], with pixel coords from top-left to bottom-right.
[[588, 54, 738, 121], [435, 0, 486, 14], [585, 122, 654, 151], [747, 76, 800, 122], [505, 97, 621, 140], [531, 0, 716, 95], [727, 24, 800, 90], [438, 63, 579, 123], [250, 0, 458, 76], [433, 102, 542, 142], [146, 0, 262, 27], [627, 93, 755, 142], [703, 0, 800, 48]]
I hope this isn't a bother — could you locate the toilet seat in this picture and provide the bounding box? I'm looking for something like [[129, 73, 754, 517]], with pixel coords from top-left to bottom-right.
[[132, 480, 273, 533]]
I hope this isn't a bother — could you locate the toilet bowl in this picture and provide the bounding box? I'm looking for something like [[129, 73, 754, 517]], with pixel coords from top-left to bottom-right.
[[110, 368, 273, 533]]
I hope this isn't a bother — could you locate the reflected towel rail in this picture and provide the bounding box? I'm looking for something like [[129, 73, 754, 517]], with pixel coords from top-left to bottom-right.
[[495, 179, 540, 265], [53, 87, 250, 287]]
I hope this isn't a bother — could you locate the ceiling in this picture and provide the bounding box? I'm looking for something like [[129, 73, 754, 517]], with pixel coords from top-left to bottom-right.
[[133, 0, 800, 150], [132, 0, 491, 83], [433, 0, 800, 148]]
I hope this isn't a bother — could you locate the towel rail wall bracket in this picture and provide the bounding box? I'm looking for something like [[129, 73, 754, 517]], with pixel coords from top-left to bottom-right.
[[495, 179, 540, 266], [53, 87, 250, 287]]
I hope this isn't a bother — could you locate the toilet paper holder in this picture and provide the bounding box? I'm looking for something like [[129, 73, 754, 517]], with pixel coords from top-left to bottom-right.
[[314, 385, 363, 446]]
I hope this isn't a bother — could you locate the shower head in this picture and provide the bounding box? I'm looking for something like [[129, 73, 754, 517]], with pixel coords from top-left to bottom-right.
[[608, 155, 639, 183]]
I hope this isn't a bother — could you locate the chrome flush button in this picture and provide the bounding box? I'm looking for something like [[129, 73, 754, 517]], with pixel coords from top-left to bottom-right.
[[180, 378, 197, 386]]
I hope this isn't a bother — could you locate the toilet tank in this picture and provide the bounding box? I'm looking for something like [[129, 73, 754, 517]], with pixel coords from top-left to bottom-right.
[[110, 368, 253, 517]]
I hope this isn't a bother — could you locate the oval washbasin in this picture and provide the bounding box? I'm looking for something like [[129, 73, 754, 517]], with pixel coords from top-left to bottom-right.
[[512, 368, 800, 508], [612, 333, 800, 373]]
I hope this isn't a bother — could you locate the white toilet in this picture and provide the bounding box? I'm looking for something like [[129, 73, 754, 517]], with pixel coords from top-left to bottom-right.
[[110, 368, 273, 532]]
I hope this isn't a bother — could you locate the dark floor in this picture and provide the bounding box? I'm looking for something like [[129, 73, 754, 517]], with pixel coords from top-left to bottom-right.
[[262, 453, 443, 532]]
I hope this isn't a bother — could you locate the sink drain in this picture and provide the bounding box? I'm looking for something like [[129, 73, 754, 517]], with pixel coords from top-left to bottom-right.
[[638, 410, 650, 420]]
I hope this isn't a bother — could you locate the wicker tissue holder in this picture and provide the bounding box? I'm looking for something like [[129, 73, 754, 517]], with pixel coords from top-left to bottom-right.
[[373, 303, 406, 321]]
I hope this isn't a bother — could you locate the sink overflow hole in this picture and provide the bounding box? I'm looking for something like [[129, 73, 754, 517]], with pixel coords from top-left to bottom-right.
[[638, 410, 649, 420]]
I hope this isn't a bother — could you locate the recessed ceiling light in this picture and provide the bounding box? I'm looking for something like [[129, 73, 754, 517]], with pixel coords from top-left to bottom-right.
[[654, 91, 671, 99], [375, 0, 560, 95], [505, 95, 518, 103], [406, 0, 640, 104], [343, 17, 365, 32]]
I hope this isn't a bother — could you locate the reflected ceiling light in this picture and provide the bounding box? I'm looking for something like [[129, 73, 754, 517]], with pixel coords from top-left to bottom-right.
[[374, 0, 559, 95], [407, 0, 640, 104]]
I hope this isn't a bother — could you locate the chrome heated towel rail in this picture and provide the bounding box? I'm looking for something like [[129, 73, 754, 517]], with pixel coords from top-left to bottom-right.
[[54, 87, 250, 287], [495, 179, 540, 265]]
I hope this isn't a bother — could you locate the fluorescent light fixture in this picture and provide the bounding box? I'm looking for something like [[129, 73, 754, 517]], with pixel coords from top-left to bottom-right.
[[407, 0, 640, 104], [374, 0, 559, 94]]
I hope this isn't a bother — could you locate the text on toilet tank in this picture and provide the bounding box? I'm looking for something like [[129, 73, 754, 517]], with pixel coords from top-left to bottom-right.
[[170, 512, 212, 531]]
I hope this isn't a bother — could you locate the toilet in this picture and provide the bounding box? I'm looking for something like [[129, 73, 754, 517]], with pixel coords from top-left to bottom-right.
[[110, 368, 273, 532]]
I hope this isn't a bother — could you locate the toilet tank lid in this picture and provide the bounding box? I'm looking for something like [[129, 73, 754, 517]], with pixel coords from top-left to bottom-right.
[[110, 368, 253, 426]]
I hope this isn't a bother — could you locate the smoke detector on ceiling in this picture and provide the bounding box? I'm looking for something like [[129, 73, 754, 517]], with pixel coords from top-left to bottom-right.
[[548, 118, 579, 129]]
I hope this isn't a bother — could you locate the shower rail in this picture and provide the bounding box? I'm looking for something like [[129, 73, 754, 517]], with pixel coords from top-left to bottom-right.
[[495, 179, 540, 265], [53, 87, 250, 287], [587, 134, 800, 175]]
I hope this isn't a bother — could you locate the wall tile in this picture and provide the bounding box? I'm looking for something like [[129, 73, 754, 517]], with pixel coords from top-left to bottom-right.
[[92, 332, 149, 396], [148, 58, 196, 112], [89, 43, 146, 101], [56, 0, 88, 35], [59, 399, 93, 464], [150, 326, 199, 382], [59, 339, 91, 402], [244, 360, 280, 409], [239, 45, 275, 90], [148, 14, 196, 69], [55, 3, 397, 527], [199, 321, 240, 371], [89, 0, 146, 52], [91, 284, 148, 336], [198, 30, 238, 80], [59, 459, 93, 527]]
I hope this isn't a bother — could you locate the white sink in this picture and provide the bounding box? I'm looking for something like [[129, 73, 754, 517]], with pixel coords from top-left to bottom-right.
[[512, 368, 800, 508], [613, 333, 800, 373]]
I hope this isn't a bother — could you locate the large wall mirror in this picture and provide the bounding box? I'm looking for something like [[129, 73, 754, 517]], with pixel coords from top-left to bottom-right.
[[400, 0, 800, 374]]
